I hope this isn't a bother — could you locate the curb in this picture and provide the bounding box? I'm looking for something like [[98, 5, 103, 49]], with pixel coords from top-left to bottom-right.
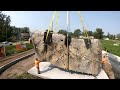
[[0, 52, 35, 75]]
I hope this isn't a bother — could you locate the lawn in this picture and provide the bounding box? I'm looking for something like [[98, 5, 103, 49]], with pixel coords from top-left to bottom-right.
[[8, 72, 41, 79], [4, 39, 120, 57], [5, 43, 34, 56], [100, 39, 120, 57]]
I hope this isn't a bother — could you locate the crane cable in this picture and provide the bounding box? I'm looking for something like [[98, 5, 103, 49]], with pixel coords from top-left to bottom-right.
[[54, 11, 60, 33], [78, 11, 91, 47], [78, 11, 96, 76], [46, 11, 56, 40], [78, 11, 88, 38]]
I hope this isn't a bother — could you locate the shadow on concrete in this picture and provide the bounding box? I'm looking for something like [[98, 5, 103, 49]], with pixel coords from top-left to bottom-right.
[[40, 64, 55, 73], [41, 63, 94, 77]]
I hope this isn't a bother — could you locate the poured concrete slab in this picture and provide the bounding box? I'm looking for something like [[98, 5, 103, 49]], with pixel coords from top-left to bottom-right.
[[28, 62, 109, 79]]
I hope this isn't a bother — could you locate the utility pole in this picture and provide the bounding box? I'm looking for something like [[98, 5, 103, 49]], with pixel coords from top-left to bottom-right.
[[67, 11, 70, 70]]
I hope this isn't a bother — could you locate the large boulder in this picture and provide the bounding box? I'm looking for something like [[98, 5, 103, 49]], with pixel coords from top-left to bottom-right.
[[69, 38, 102, 75], [32, 32, 102, 76]]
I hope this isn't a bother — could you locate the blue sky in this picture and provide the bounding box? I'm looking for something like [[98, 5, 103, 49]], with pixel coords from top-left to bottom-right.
[[2, 11, 120, 35]]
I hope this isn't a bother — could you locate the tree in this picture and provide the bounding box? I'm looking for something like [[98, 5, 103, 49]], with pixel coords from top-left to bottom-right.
[[113, 35, 116, 40], [117, 33, 120, 40], [81, 31, 85, 36], [107, 32, 110, 38], [109, 34, 113, 39], [69, 32, 74, 37], [88, 31, 93, 36], [74, 29, 81, 37], [21, 27, 30, 33], [0, 12, 30, 42], [0, 12, 11, 42], [94, 28, 104, 39], [58, 29, 67, 35], [93, 31, 98, 39]]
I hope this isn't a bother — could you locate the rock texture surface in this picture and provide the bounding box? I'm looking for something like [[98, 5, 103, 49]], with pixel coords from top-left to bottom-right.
[[69, 38, 102, 75], [32, 32, 102, 76]]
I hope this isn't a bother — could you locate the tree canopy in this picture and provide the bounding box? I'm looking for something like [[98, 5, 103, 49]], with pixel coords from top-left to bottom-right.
[[93, 28, 104, 39], [74, 29, 81, 37], [58, 29, 67, 35], [0, 12, 11, 41], [0, 12, 30, 42]]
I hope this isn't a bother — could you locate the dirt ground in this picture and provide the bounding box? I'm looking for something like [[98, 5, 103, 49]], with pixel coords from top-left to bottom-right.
[[0, 55, 37, 79], [0, 54, 115, 79]]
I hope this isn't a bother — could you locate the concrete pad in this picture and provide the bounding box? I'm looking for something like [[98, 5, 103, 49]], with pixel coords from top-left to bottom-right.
[[95, 69, 109, 79], [28, 62, 109, 79]]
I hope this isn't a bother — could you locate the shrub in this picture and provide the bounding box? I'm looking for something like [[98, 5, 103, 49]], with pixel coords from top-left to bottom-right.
[[26, 43, 34, 50]]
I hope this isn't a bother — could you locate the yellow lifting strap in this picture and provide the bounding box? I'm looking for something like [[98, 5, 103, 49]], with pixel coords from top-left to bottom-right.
[[78, 11, 88, 38], [54, 11, 60, 33], [46, 11, 57, 40]]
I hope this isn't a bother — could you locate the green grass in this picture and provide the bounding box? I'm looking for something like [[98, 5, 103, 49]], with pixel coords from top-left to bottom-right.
[[100, 39, 120, 57], [5, 43, 34, 56], [5, 45, 16, 56], [26, 43, 34, 50], [15, 72, 41, 79], [9, 72, 41, 79]]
